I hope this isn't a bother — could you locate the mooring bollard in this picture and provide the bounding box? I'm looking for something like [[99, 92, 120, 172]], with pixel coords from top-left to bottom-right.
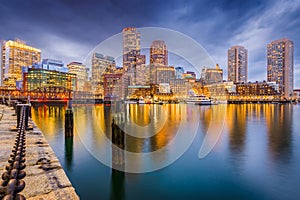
[[65, 100, 73, 137]]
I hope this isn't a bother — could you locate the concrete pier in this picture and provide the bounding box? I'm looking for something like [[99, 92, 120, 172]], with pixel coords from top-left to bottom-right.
[[0, 105, 79, 199]]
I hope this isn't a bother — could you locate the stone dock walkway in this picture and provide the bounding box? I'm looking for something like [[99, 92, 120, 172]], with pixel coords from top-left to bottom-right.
[[0, 105, 79, 200]]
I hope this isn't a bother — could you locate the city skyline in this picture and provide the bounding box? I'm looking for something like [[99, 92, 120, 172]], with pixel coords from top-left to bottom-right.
[[0, 0, 299, 87]]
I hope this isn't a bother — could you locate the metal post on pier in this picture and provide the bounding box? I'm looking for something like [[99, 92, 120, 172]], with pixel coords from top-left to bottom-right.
[[13, 104, 32, 131], [8, 95, 11, 106], [65, 99, 74, 137], [111, 115, 125, 170]]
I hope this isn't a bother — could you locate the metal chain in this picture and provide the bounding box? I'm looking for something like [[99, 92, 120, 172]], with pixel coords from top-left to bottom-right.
[[0, 106, 27, 200]]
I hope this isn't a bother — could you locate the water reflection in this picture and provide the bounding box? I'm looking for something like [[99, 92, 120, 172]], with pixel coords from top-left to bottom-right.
[[110, 116, 125, 200], [227, 104, 247, 154], [110, 169, 125, 200], [30, 104, 299, 200], [265, 104, 293, 162], [65, 137, 74, 171]]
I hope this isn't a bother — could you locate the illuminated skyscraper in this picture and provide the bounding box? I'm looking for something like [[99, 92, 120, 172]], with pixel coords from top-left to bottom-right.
[[150, 40, 168, 66], [122, 27, 140, 71], [267, 38, 294, 98], [228, 45, 248, 83], [92, 53, 115, 96], [67, 62, 88, 91], [135, 55, 149, 85], [1, 39, 41, 86]]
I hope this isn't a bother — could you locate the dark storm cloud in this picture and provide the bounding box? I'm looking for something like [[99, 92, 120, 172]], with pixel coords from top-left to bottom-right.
[[0, 0, 299, 87]]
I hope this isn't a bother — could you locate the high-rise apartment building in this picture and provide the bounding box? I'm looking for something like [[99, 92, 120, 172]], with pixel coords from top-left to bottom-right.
[[267, 38, 294, 98], [150, 40, 168, 66], [1, 39, 41, 86], [122, 27, 140, 71], [67, 62, 88, 91], [228, 45, 248, 83]]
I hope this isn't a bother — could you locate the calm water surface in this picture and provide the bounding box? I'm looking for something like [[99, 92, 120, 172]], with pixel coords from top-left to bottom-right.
[[31, 104, 300, 200]]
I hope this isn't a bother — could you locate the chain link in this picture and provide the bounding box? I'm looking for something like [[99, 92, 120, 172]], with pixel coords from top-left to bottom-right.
[[0, 105, 28, 200]]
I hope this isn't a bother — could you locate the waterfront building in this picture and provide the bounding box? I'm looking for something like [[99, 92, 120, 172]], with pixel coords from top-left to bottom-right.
[[1, 39, 41, 87], [150, 40, 168, 66], [203, 81, 235, 101], [123, 27, 140, 72], [169, 79, 188, 99], [92, 53, 115, 97], [42, 59, 68, 73], [201, 64, 223, 85], [175, 67, 184, 79], [127, 85, 152, 99], [229, 81, 280, 101], [67, 62, 88, 91], [150, 65, 175, 84], [182, 71, 197, 83], [23, 68, 77, 92], [267, 38, 294, 98], [158, 83, 171, 94], [103, 74, 128, 99], [228, 45, 248, 83]]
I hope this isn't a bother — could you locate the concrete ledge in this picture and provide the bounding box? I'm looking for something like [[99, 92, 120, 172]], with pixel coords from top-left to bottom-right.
[[0, 105, 79, 199]]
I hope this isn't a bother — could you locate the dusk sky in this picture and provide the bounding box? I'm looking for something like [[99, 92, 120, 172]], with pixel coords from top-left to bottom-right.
[[1, 0, 300, 87]]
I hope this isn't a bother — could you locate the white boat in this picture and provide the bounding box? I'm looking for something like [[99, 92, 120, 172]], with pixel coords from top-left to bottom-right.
[[186, 95, 212, 105]]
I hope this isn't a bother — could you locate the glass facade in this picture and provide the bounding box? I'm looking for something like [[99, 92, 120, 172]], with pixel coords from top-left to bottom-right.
[[175, 67, 184, 79], [42, 59, 68, 73], [24, 68, 77, 92]]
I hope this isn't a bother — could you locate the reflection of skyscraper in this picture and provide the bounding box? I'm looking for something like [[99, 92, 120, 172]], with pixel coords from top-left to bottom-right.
[[226, 104, 247, 154], [265, 104, 292, 161], [267, 38, 294, 98], [123, 27, 140, 71], [150, 40, 168, 66], [228, 46, 248, 83], [1, 39, 41, 86]]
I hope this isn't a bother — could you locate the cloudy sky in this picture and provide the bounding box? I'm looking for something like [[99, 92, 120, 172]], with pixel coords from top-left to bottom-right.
[[1, 0, 300, 87]]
